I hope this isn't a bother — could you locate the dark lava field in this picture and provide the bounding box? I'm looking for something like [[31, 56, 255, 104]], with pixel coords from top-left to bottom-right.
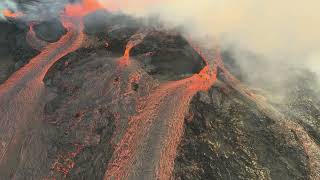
[[0, 1, 319, 180]]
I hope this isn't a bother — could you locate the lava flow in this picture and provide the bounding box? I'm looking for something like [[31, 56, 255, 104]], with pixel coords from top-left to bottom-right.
[[105, 39, 217, 179], [0, 0, 246, 179], [118, 31, 148, 67], [1, 0, 318, 179], [0, 2, 88, 177], [105, 35, 319, 179]]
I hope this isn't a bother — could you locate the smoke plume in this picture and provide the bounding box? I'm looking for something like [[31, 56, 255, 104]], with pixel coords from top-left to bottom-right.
[[0, 0, 19, 20], [97, 0, 320, 95], [0, 0, 67, 22]]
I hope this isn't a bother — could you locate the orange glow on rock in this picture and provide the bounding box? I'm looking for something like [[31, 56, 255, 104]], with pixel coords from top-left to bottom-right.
[[105, 40, 219, 179], [3, 0, 286, 179], [118, 32, 148, 67], [118, 43, 134, 67], [2, 9, 23, 19], [0, 3, 85, 174], [65, 0, 117, 17]]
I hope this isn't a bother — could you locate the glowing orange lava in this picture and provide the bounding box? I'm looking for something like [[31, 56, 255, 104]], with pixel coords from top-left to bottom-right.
[[118, 32, 148, 67], [118, 43, 134, 67], [63, 1, 320, 177], [2, 9, 23, 18], [2, 0, 316, 179], [0, 2, 85, 177], [65, 0, 118, 17], [105, 40, 219, 179]]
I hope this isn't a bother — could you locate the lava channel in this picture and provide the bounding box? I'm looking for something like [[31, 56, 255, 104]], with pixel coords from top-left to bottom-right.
[[0, 12, 84, 178], [105, 42, 218, 179]]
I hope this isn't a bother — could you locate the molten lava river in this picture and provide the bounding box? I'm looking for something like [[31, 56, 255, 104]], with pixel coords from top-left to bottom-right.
[[1, 0, 319, 179]]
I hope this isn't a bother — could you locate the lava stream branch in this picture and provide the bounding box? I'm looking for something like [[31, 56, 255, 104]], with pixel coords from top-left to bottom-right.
[[0, 0, 317, 178], [107, 30, 152, 158], [0, 14, 84, 177], [110, 30, 149, 105], [118, 31, 149, 67], [105, 41, 217, 179]]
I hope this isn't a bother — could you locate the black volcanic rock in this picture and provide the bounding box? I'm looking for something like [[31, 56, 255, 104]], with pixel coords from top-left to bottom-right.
[[132, 31, 206, 81], [0, 23, 16, 56], [174, 82, 310, 180], [1, 21, 38, 61], [33, 18, 66, 42], [84, 10, 142, 53], [83, 10, 206, 81], [1, 9, 319, 179], [0, 21, 38, 83], [84, 10, 141, 35]]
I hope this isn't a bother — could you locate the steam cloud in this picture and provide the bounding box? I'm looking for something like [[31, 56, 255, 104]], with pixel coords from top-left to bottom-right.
[[0, 0, 67, 22], [97, 0, 320, 93]]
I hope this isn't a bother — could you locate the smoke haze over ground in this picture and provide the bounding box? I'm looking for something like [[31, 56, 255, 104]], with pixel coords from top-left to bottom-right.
[[131, 1, 318, 74], [99, 0, 320, 91]]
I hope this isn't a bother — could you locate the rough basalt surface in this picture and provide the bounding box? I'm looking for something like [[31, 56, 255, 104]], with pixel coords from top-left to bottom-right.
[[0, 21, 38, 83], [0, 9, 319, 180], [174, 82, 311, 179]]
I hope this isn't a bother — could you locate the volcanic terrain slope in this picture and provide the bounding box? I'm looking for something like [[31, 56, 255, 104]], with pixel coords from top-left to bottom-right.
[[0, 3, 319, 180]]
